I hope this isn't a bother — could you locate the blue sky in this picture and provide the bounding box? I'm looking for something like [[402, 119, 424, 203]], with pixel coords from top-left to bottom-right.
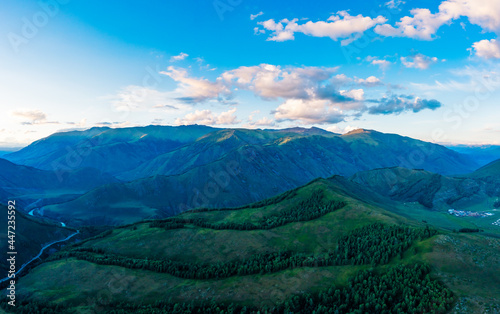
[[1, 0, 500, 146]]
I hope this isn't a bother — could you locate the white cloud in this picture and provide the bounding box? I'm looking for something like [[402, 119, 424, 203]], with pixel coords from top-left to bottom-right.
[[170, 52, 189, 62], [274, 98, 345, 124], [175, 108, 240, 126], [366, 56, 392, 71], [439, 0, 500, 33], [385, 0, 405, 10], [326, 125, 359, 134], [257, 11, 387, 45], [222, 64, 338, 100], [107, 85, 190, 112], [250, 117, 275, 127], [12, 110, 46, 122], [375, 0, 500, 40], [471, 39, 500, 59], [340, 89, 365, 101], [375, 8, 450, 40], [372, 59, 392, 70], [250, 11, 264, 20], [401, 53, 440, 69], [356, 76, 383, 86], [11, 109, 58, 125], [160, 66, 231, 103], [254, 27, 265, 35]]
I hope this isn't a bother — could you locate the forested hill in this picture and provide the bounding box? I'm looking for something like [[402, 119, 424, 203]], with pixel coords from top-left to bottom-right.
[[6, 177, 499, 313]]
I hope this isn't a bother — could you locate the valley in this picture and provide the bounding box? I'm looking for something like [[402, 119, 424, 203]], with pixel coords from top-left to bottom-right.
[[2, 175, 498, 313], [0, 126, 499, 313]]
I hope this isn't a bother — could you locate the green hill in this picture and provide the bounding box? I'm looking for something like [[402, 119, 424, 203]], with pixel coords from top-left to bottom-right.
[[469, 158, 500, 178], [6, 178, 499, 313]]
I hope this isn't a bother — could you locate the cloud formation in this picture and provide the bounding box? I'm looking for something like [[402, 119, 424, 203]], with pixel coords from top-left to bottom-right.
[[368, 95, 442, 115], [175, 108, 240, 125], [256, 11, 387, 45], [375, 0, 500, 40], [108, 85, 190, 112], [250, 12, 264, 20], [170, 52, 189, 62], [384, 0, 405, 10], [11, 110, 58, 125], [356, 76, 383, 87], [401, 53, 440, 69], [472, 39, 500, 59], [161, 66, 231, 104], [274, 98, 346, 124], [222, 64, 338, 99], [161, 63, 442, 126]]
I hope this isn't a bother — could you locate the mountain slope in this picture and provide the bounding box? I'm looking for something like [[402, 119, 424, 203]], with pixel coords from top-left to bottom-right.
[[120, 128, 478, 182], [350, 167, 500, 210], [8, 178, 499, 313], [39, 128, 481, 226], [0, 158, 116, 194], [469, 158, 500, 178], [4, 125, 216, 175]]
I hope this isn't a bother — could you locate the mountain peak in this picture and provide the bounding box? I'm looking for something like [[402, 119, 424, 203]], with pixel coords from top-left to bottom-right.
[[343, 128, 373, 135], [268, 126, 335, 136]]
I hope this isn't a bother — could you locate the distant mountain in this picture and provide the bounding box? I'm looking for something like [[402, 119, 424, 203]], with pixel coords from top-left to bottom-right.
[[0, 158, 117, 207], [0, 158, 116, 191], [447, 145, 500, 167], [350, 166, 500, 209], [40, 128, 481, 226], [0, 146, 23, 157], [266, 126, 337, 136], [120, 128, 478, 181], [4, 125, 216, 175]]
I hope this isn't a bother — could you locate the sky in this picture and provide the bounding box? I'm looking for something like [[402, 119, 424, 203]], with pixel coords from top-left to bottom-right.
[[1, 0, 500, 147]]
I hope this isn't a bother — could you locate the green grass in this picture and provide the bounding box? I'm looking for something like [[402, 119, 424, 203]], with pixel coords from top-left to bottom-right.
[[8, 178, 500, 312]]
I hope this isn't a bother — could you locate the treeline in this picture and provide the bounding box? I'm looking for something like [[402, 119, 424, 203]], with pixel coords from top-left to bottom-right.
[[0, 299, 68, 314], [149, 220, 186, 230], [276, 263, 453, 314], [334, 223, 437, 265], [7, 264, 452, 314], [458, 228, 482, 233], [150, 190, 346, 231], [49, 223, 437, 280]]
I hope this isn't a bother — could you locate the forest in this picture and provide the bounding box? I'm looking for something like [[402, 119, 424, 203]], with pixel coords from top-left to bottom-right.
[[3, 264, 453, 314], [150, 189, 346, 231], [46, 223, 437, 280]]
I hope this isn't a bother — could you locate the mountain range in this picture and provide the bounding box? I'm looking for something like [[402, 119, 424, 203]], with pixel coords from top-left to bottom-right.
[[1, 125, 487, 226], [1, 125, 499, 312]]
